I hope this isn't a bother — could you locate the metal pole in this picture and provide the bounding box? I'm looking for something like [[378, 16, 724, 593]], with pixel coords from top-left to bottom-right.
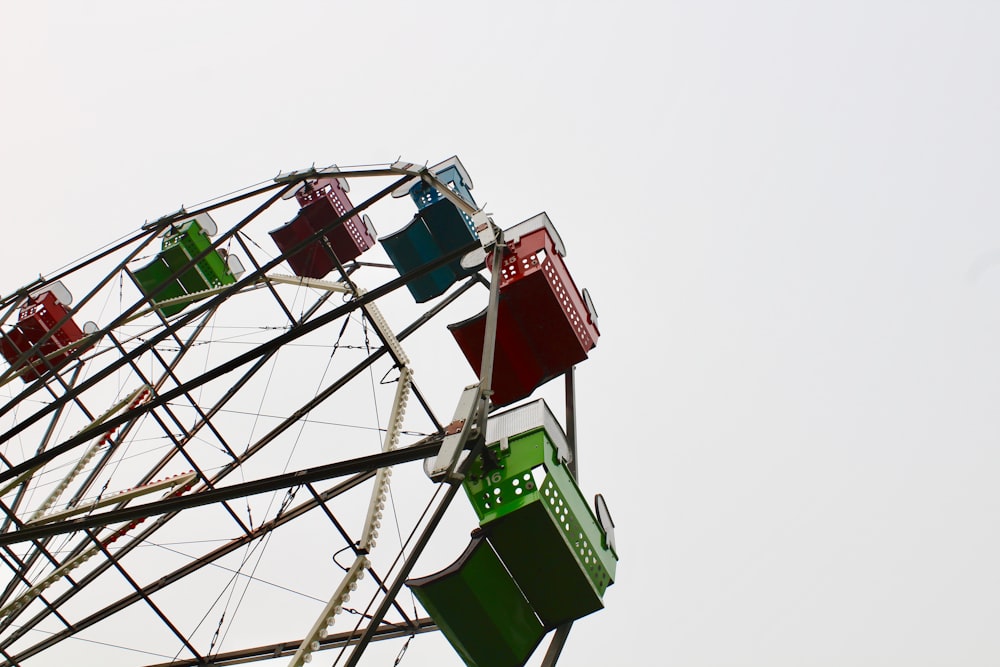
[[475, 229, 505, 435], [540, 366, 580, 667], [565, 365, 578, 478], [143, 617, 439, 667]]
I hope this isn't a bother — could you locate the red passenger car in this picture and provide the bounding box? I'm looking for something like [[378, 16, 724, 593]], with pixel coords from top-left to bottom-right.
[[449, 213, 599, 406]]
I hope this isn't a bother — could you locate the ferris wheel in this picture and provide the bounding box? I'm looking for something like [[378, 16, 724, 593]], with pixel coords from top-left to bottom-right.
[[0, 158, 617, 667]]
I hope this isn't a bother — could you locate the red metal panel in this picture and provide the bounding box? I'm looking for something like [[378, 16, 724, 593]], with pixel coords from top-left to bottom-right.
[[0, 291, 89, 381], [297, 178, 375, 263], [268, 215, 334, 279], [270, 178, 375, 278], [499, 226, 598, 352], [449, 224, 599, 406]]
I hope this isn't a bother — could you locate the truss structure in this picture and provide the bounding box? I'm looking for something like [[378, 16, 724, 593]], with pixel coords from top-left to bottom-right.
[[0, 161, 605, 667]]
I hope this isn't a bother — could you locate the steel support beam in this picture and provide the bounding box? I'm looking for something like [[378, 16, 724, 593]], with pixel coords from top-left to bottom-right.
[[0, 437, 447, 547], [143, 616, 438, 667]]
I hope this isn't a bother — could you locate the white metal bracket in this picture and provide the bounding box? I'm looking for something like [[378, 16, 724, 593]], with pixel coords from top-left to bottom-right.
[[595, 493, 617, 555], [427, 383, 482, 483]]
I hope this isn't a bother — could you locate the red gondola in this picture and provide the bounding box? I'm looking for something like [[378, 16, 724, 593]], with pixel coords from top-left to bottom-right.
[[0, 282, 95, 381], [449, 213, 599, 406]]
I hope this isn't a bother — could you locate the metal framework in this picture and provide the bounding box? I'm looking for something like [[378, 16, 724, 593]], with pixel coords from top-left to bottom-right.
[[0, 161, 592, 667]]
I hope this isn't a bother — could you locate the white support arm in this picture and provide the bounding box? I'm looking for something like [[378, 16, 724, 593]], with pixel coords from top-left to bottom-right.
[[28, 471, 196, 526]]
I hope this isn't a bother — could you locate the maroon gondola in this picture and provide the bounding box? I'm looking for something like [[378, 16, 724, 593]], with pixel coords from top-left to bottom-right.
[[269, 176, 376, 279]]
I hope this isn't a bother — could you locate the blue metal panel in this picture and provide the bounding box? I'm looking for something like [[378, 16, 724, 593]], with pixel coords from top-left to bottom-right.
[[408, 164, 476, 214], [380, 199, 479, 303]]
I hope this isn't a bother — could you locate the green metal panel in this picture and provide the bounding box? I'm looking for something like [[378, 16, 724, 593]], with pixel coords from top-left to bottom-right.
[[486, 483, 610, 627], [132, 219, 237, 317], [407, 536, 545, 667], [465, 429, 553, 524], [463, 426, 618, 627], [132, 258, 188, 316]]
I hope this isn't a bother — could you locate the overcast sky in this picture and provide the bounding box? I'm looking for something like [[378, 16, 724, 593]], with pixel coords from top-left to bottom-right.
[[2, 2, 1000, 666]]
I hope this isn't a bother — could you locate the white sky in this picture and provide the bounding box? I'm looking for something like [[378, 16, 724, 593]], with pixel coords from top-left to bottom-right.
[[2, 1, 1000, 666]]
